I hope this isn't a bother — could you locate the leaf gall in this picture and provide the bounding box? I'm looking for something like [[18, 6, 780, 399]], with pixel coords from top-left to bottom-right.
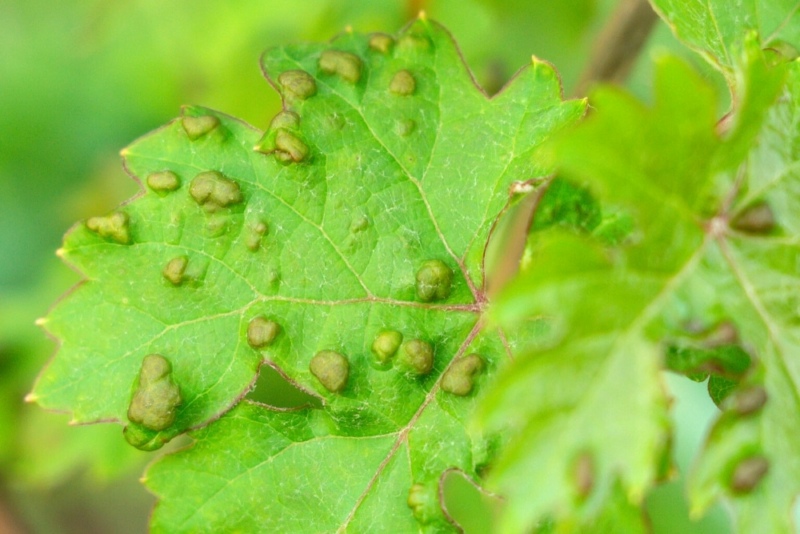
[[247, 317, 281, 348], [86, 212, 130, 244], [398, 339, 434, 375], [407, 483, 436, 525], [146, 171, 180, 193], [162, 256, 188, 286], [319, 50, 362, 83], [245, 221, 269, 251], [189, 171, 243, 211], [127, 354, 182, 431], [415, 260, 453, 302], [441, 353, 484, 396], [369, 33, 394, 54], [730, 455, 769, 493], [309, 350, 349, 392], [394, 119, 416, 137], [182, 115, 220, 140], [371, 330, 403, 364], [278, 70, 317, 100], [274, 130, 310, 163], [390, 70, 416, 96], [269, 110, 301, 130], [733, 386, 768, 416], [730, 201, 776, 234]]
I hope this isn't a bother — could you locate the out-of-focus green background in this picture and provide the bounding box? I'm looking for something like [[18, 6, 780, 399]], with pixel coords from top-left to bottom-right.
[[0, 1, 731, 531]]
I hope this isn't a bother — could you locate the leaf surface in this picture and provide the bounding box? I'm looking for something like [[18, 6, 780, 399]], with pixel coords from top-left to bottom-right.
[[31, 19, 584, 531], [649, 0, 800, 81]]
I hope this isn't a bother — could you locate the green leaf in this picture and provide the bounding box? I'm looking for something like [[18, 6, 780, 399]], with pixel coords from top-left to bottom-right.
[[480, 42, 793, 530], [649, 0, 800, 82], [686, 59, 800, 533], [31, 19, 584, 531]]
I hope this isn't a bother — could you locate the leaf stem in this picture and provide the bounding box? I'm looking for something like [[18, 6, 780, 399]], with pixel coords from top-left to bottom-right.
[[574, 0, 659, 96]]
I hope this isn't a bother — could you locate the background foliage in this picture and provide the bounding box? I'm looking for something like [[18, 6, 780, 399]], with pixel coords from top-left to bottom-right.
[[0, 0, 776, 532]]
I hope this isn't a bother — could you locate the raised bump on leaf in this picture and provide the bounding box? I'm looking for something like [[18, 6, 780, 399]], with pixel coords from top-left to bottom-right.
[[309, 351, 349, 392], [371, 330, 403, 364], [390, 70, 416, 96], [415, 260, 453, 302], [733, 386, 768, 416], [123, 424, 167, 452], [245, 220, 269, 251], [398, 33, 431, 51], [182, 115, 220, 140], [247, 317, 281, 348], [369, 33, 394, 54], [350, 215, 369, 233], [730, 201, 776, 234], [730, 455, 769, 493], [395, 119, 415, 137], [163, 256, 188, 286], [407, 483, 436, 525], [127, 354, 182, 431], [441, 353, 484, 396], [319, 50, 362, 83], [573, 452, 594, 499], [269, 110, 301, 130], [146, 171, 180, 194], [189, 171, 243, 211], [278, 70, 317, 100], [398, 339, 434, 376], [274, 130, 310, 163], [86, 212, 130, 244]]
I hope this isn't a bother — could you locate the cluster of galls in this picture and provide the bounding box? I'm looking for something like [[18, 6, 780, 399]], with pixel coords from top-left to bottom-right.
[[254, 34, 420, 165], [242, 259, 483, 397]]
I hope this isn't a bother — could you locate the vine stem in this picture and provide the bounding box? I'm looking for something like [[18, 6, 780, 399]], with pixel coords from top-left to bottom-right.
[[574, 0, 659, 96]]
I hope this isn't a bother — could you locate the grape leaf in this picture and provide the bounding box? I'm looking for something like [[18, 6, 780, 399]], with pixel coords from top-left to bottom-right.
[[684, 58, 800, 534], [478, 40, 793, 531], [649, 0, 800, 82], [29, 18, 585, 530]]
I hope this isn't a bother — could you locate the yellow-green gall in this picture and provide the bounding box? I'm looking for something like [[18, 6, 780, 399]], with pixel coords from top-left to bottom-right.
[[372, 330, 403, 364], [390, 70, 416, 96], [127, 354, 182, 431], [182, 114, 220, 140], [269, 110, 301, 130], [245, 220, 269, 251], [123, 424, 168, 451], [398, 339, 434, 375], [398, 33, 431, 50], [441, 353, 484, 396], [407, 483, 436, 524], [369, 33, 394, 54], [274, 130, 310, 163], [310, 351, 349, 392], [147, 171, 180, 193], [189, 171, 243, 211], [394, 119, 416, 137], [415, 260, 453, 302], [319, 50, 362, 83], [86, 211, 130, 244], [247, 316, 281, 348], [163, 256, 188, 286], [278, 70, 317, 100]]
